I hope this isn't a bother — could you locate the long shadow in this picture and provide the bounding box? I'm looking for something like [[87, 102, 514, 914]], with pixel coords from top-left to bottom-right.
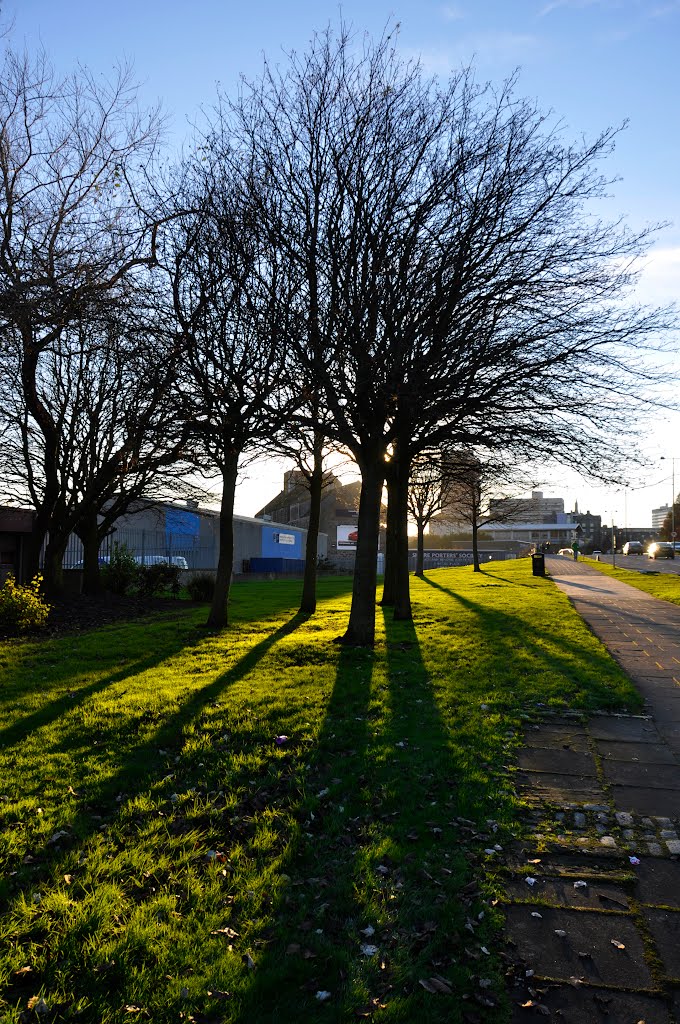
[[0, 611, 205, 748], [4, 611, 310, 873], [233, 633, 376, 1021], [233, 609, 508, 1021], [421, 575, 634, 709], [0, 644, 193, 750]]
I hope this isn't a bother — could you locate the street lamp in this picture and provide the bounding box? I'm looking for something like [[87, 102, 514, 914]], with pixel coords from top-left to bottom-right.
[[660, 457, 677, 545]]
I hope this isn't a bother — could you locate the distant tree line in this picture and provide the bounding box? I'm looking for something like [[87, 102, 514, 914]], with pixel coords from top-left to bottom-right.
[[0, 27, 673, 644]]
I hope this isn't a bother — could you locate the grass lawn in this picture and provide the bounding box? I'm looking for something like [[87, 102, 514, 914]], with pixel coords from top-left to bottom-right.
[[581, 557, 680, 607], [0, 561, 640, 1023]]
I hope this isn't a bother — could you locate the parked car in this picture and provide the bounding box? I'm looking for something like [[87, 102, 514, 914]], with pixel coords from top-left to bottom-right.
[[647, 542, 675, 560], [622, 541, 643, 555], [68, 556, 110, 569], [134, 554, 189, 569], [558, 548, 573, 557]]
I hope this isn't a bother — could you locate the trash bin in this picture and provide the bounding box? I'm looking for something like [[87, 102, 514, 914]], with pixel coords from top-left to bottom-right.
[[531, 552, 545, 577]]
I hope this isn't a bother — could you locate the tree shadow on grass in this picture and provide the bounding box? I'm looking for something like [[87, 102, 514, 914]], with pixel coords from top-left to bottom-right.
[[232, 613, 508, 1023], [232, 639, 377, 1022], [2, 611, 311, 874], [420, 575, 637, 712]]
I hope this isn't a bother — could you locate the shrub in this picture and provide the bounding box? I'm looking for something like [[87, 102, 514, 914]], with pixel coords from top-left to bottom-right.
[[0, 574, 50, 634], [101, 543, 139, 596], [187, 573, 215, 602], [137, 563, 181, 599]]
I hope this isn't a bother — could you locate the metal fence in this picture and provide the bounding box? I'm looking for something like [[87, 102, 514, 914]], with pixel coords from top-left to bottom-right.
[[60, 528, 218, 570]]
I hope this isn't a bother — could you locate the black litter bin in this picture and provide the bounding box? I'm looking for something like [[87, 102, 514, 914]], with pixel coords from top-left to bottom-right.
[[531, 552, 545, 577]]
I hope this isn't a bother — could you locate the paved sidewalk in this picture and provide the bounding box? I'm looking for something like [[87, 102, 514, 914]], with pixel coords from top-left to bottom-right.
[[504, 556, 680, 1023]]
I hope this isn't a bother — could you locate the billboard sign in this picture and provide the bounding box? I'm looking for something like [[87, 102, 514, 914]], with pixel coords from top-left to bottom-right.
[[337, 524, 359, 549]]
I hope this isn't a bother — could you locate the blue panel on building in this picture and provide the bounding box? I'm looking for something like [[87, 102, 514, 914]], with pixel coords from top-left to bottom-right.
[[261, 525, 303, 558], [165, 509, 200, 536]]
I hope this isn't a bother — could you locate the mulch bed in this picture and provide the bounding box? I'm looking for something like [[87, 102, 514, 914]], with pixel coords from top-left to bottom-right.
[[2, 594, 198, 642]]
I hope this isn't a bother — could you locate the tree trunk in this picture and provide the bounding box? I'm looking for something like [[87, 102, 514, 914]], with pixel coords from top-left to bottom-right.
[[300, 444, 323, 615], [415, 522, 425, 576], [380, 462, 398, 606], [339, 459, 384, 647], [391, 449, 412, 622], [472, 516, 481, 572], [207, 458, 238, 630], [42, 533, 69, 596], [78, 512, 103, 596]]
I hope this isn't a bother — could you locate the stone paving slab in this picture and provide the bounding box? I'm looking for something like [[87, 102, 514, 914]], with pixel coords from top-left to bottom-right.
[[504, 905, 653, 987], [524, 726, 590, 752], [637, 860, 680, 909], [506, 848, 630, 876], [504, 876, 631, 910], [601, 760, 680, 789], [509, 987, 671, 1024], [517, 747, 598, 776], [515, 770, 605, 805], [645, 700, 680, 722], [642, 908, 680, 977], [587, 715, 662, 742], [594, 740, 678, 763], [610, 785, 680, 817]]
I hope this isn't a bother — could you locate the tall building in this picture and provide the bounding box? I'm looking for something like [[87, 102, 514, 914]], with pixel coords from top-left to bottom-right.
[[488, 490, 564, 524], [652, 504, 670, 531]]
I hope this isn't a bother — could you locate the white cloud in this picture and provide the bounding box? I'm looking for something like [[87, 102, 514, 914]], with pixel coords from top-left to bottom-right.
[[407, 31, 541, 74], [441, 4, 465, 20], [633, 247, 680, 306]]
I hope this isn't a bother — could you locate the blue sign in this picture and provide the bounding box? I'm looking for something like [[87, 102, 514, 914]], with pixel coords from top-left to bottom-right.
[[262, 525, 302, 558]]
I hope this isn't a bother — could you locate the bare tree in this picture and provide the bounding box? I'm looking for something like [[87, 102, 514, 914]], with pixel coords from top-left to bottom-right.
[[0, 284, 189, 593], [219, 25, 671, 644], [163, 148, 296, 630], [0, 46, 166, 590], [407, 449, 469, 576]]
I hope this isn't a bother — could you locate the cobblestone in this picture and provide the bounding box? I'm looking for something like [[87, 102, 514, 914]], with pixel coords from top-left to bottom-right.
[[615, 811, 634, 827], [600, 835, 616, 847], [573, 812, 586, 827], [647, 842, 663, 856], [660, 829, 678, 840], [666, 840, 680, 855]]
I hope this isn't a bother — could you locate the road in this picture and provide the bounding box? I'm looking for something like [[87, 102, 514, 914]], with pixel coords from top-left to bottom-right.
[[575, 553, 680, 576]]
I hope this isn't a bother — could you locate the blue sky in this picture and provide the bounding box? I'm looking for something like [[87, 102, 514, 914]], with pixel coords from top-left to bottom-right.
[[7, 0, 680, 526]]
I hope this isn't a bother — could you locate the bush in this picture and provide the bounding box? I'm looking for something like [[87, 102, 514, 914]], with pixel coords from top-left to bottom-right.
[[0, 574, 50, 634], [137, 563, 181, 599], [187, 573, 215, 602], [101, 543, 139, 596]]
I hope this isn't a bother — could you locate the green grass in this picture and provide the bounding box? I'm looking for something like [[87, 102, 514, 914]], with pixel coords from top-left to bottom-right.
[[0, 562, 640, 1023], [582, 556, 680, 606]]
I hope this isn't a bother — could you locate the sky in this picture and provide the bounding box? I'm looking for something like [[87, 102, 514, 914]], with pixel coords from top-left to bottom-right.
[[7, 0, 680, 528]]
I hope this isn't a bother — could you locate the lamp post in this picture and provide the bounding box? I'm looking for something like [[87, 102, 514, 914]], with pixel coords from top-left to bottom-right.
[[661, 457, 677, 545]]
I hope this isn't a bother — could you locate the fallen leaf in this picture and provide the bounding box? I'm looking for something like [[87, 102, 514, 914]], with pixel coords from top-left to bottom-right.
[[63, 874, 73, 885], [554, 930, 567, 938], [419, 976, 453, 995], [360, 944, 378, 956], [315, 990, 331, 1001], [610, 939, 625, 950], [27, 996, 49, 1014], [360, 925, 375, 938], [210, 927, 239, 939]]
